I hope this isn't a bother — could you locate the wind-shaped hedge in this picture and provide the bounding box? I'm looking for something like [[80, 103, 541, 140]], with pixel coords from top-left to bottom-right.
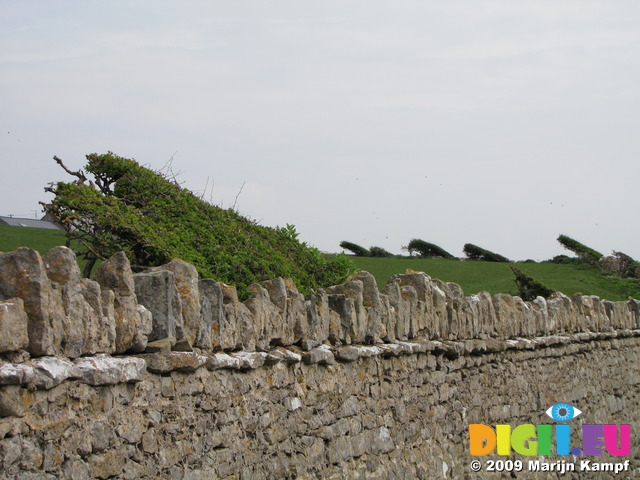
[[406, 239, 456, 259], [339, 241, 370, 257], [557, 234, 603, 264], [43, 152, 355, 296], [511, 266, 554, 301], [463, 243, 510, 262]]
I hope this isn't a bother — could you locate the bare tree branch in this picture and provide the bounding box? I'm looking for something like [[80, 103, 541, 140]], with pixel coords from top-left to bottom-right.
[[232, 181, 246, 211], [53, 156, 88, 184]]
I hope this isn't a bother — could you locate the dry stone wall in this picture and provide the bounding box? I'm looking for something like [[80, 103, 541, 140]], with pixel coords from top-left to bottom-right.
[[0, 247, 639, 479]]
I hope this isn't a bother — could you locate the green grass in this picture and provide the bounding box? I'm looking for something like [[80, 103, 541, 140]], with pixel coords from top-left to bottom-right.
[[0, 225, 96, 274], [344, 256, 640, 302], [0, 224, 68, 255]]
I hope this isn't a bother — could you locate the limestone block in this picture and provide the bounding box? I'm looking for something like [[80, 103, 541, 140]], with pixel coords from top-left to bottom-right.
[[206, 352, 242, 370], [95, 252, 148, 353], [0, 248, 65, 356], [148, 259, 201, 345], [492, 293, 535, 338], [43, 246, 81, 285], [245, 282, 288, 350], [221, 284, 255, 351], [382, 281, 407, 341], [333, 345, 361, 362], [74, 355, 146, 385], [327, 294, 356, 344], [0, 298, 28, 353], [283, 278, 309, 343], [348, 271, 385, 343], [141, 351, 208, 374], [268, 347, 302, 364], [231, 351, 267, 369], [302, 345, 336, 366], [198, 279, 223, 350], [327, 279, 368, 343], [547, 292, 575, 334], [305, 292, 331, 345], [133, 270, 181, 342]]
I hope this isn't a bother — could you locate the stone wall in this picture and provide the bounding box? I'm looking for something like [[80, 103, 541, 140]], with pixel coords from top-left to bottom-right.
[[1, 247, 639, 479]]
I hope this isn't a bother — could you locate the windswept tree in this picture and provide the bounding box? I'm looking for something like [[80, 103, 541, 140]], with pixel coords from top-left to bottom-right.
[[463, 243, 510, 262], [405, 239, 456, 259], [511, 266, 554, 301], [339, 241, 370, 257], [557, 234, 603, 264], [43, 152, 355, 296]]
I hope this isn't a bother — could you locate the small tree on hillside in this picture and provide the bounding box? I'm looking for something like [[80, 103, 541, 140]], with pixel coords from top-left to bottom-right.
[[612, 251, 640, 278], [463, 243, 510, 262], [511, 266, 554, 301], [557, 234, 603, 264], [369, 246, 393, 257], [406, 239, 456, 259], [339, 241, 370, 257]]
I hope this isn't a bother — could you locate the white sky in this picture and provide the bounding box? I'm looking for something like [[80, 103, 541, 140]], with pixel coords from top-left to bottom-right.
[[1, 1, 639, 260]]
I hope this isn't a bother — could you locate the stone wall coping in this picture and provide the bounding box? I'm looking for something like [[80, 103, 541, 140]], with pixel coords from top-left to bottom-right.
[[2, 329, 639, 393]]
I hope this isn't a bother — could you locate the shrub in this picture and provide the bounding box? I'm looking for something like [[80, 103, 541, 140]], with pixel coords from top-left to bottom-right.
[[43, 152, 356, 297], [339, 241, 370, 257], [557, 235, 603, 264], [612, 251, 640, 278], [463, 243, 510, 262], [511, 266, 554, 301], [369, 246, 393, 257], [405, 239, 456, 259]]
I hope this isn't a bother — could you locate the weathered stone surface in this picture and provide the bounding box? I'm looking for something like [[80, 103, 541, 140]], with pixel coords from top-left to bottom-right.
[[301, 345, 336, 365], [221, 284, 255, 351], [133, 270, 181, 342], [305, 292, 332, 345], [245, 282, 288, 350], [206, 352, 242, 370], [95, 253, 148, 354], [141, 351, 208, 374], [43, 246, 81, 284], [74, 355, 146, 385], [0, 298, 29, 353], [327, 279, 368, 343], [148, 259, 201, 346], [144, 337, 176, 353], [0, 248, 66, 356], [198, 279, 223, 350], [269, 347, 302, 364]]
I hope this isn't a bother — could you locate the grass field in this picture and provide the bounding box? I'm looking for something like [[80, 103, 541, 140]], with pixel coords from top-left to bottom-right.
[[0, 224, 94, 273], [347, 256, 640, 302], [2, 225, 638, 301], [0, 224, 68, 255]]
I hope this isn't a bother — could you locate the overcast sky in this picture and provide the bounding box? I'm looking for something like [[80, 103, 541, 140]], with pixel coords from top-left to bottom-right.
[[2, 1, 639, 261]]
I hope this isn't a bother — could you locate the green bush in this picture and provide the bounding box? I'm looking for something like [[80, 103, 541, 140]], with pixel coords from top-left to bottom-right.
[[43, 152, 356, 298], [612, 251, 640, 279], [557, 234, 603, 264], [406, 239, 456, 259], [463, 243, 510, 262], [511, 266, 554, 301], [340, 241, 370, 257], [368, 246, 393, 258]]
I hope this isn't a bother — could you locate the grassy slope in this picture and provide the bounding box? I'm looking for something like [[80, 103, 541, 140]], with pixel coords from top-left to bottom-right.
[[348, 256, 640, 301], [0, 225, 96, 273], [0, 224, 68, 255]]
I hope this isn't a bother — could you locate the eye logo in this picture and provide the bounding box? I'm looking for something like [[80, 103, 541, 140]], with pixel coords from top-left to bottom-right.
[[545, 403, 582, 421]]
